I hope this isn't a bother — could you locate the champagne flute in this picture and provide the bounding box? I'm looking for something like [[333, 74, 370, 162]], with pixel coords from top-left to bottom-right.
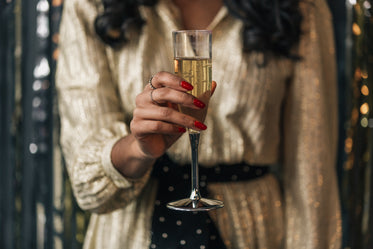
[[167, 30, 224, 211]]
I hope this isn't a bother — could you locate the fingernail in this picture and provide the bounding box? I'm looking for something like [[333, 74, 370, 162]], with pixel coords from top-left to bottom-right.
[[178, 127, 186, 133], [194, 121, 207, 130], [180, 81, 193, 91], [193, 98, 206, 108]]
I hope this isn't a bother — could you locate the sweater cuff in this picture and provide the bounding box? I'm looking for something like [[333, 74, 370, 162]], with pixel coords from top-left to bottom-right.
[[101, 137, 133, 189]]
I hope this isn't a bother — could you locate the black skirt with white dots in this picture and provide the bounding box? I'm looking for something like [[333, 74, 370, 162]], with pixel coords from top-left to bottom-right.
[[149, 154, 269, 249]]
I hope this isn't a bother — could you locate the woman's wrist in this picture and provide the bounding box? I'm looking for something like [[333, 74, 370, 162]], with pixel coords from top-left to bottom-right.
[[110, 134, 156, 179]]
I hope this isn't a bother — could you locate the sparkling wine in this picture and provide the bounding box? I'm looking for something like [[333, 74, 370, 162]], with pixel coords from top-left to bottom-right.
[[168, 30, 223, 211], [174, 58, 212, 132]]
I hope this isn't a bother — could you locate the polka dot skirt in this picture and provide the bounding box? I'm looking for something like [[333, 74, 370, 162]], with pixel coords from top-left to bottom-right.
[[150, 155, 227, 249], [150, 154, 269, 249]]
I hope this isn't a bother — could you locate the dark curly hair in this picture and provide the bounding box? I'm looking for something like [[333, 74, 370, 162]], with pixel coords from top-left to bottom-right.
[[94, 0, 156, 46], [94, 0, 302, 58]]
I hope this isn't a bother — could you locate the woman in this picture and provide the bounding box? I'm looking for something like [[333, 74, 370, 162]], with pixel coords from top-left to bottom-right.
[[56, 0, 341, 248]]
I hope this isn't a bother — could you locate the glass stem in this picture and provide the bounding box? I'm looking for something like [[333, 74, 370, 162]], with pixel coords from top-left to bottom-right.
[[189, 132, 201, 202]]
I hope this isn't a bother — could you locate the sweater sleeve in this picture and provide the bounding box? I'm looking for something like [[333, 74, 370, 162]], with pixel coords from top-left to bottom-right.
[[282, 0, 342, 248], [56, 0, 152, 213]]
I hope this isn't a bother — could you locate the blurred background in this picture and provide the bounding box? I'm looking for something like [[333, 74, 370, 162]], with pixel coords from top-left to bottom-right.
[[0, 0, 372, 248]]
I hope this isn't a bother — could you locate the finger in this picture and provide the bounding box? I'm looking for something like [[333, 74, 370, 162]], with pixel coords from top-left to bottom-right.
[[149, 71, 193, 91], [131, 119, 187, 135], [134, 106, 207, 131], [151, 88, 205, 109], [211, 81, 217, 96]]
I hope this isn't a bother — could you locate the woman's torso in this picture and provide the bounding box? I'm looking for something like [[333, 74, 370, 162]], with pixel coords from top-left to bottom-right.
[[107, 0, 294, 167]]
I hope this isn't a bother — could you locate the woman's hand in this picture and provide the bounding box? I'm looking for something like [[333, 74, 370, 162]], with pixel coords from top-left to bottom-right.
[[111, 71, 216, 179], [130, 71, 216, 159]]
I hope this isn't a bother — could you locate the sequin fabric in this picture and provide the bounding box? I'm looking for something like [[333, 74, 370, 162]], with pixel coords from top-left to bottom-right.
[[56, 0, 342, 248]]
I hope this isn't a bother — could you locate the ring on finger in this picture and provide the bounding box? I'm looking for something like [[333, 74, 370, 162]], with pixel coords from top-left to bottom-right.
[[148, 75, 157, 89], [150, 89, 161, 105]]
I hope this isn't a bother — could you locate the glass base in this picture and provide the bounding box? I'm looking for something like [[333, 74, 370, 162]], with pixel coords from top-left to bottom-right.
[[167, 198, 224, 212]]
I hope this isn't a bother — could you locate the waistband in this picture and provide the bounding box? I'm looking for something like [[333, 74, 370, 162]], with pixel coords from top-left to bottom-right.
[[151, 154, 270, 184]]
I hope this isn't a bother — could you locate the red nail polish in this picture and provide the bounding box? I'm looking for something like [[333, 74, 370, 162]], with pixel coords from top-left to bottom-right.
[[178, 127, 186, 133], [193, 98, 206, 108], [181, 81, 193, 91], [194, 121, 207, 130]]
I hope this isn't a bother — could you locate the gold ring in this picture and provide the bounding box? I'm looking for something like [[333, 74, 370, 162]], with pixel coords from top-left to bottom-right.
[[148, 75, 156, 89]]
